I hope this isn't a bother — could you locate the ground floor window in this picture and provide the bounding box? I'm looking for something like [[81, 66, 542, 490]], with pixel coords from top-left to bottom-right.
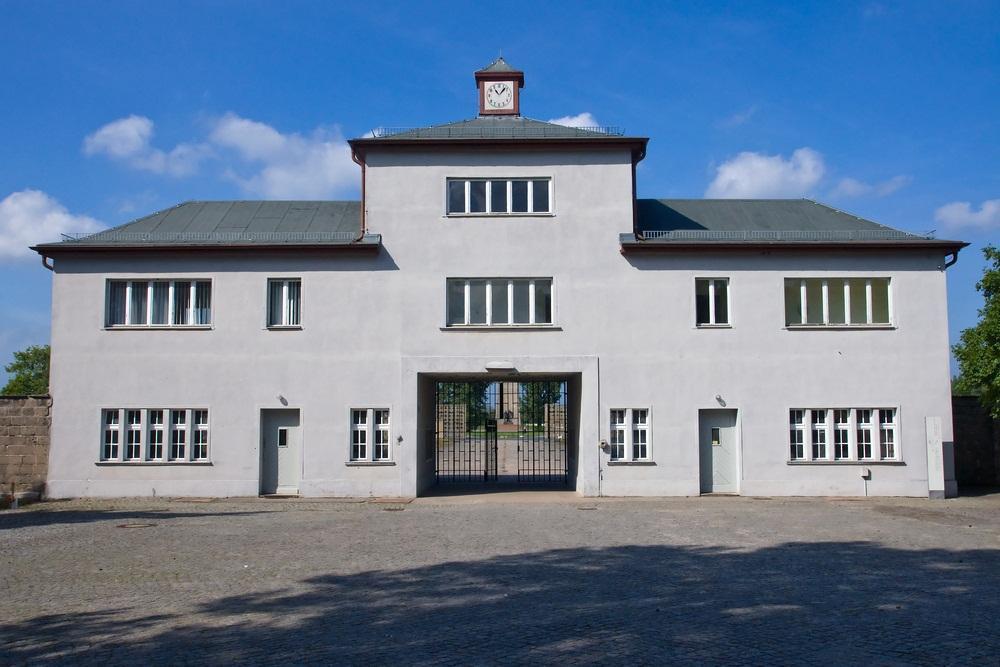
[[100, 408, 209, 462], [789, 408, 898, 462], [351, 408, 391, 462], [609, 408, 651, 462]]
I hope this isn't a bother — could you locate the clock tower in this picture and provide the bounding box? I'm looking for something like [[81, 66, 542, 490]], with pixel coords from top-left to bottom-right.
[[475, 56, 524, 116]]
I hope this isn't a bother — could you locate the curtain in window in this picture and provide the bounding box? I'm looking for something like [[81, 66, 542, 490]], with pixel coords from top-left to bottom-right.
[[108, 282, 127, 325], [150, 282, 169, 325], [173, 281, 191, 325], [194, 281, 211, 325], [286, 281, 300, 325], [268, 281, 283, 326], [130, 281, 148, 325]]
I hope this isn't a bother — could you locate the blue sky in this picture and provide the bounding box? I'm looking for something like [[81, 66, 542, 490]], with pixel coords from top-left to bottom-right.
[[1, 1, 998, 382]]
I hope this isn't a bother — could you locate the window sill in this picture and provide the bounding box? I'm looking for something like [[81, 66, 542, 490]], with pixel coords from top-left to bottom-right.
[[784, 325, 895, 331], [696, 324, 732, 329], [444, 213, 555, 219], [104, 325, 213, 331], [440, 325, 562, 332], [786, 460, 905, 466], [266, 325, 303, 331], [96, 461, 213, 466], [346, 461, 396, 467], [607, 461, 656, 466]]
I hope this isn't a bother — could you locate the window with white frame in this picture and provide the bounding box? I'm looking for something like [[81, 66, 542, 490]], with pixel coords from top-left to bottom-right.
[[695, 278, 730, 326], [447, 178, 551, 215], [609, 408, 651, 461], [350, 408, 391, 462], [788, 408, 898, 462], [789, 409, 805, 460], [446, 278, 552, 327], [106, 280, 211, 327], [267, 279, 301, 327], [784, 278, 891, 327], [99, 409, 209, 462]]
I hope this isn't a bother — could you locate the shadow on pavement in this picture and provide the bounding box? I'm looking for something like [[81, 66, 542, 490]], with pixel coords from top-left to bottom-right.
[[2, 541, 998, 664]]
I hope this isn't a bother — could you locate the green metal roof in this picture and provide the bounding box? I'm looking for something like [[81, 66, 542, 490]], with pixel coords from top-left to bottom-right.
[[358, 116, 633, 141], [625, 199, 965, 249], [476, 56, 519, 73], [35, 200, 378, 250]]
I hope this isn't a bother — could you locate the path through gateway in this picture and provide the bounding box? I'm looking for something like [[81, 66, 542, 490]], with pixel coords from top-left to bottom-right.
[[434, 379, 570, 485]]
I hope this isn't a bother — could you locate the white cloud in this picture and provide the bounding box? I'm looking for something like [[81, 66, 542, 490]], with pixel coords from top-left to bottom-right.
[[934, 199, 1000, 231], [83, 115, 209, 176], [717, 105, 758, 129], [208, 113, 356, 199], [705, 148, 825, 198], [0, 190, 104, 261], [831, 174, 911, 199], [547, 112, 598, 128]]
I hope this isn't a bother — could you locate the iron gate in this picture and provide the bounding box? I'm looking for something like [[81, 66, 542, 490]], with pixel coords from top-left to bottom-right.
[[434, 379, 569, 485]]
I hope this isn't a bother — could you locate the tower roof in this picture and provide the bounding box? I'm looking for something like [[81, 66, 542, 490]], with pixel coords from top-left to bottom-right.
[[475, 56, 519, 74]]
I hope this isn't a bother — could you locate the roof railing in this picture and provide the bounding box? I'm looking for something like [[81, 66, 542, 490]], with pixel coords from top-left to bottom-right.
[[638, 230, 933, 242], [58, 231, 366, 243], [368, 125, 625, 138]]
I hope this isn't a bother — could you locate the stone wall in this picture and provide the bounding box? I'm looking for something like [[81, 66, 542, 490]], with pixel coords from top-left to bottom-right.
[[952, 396, 1000, 487], [0, 395, 51, 498]]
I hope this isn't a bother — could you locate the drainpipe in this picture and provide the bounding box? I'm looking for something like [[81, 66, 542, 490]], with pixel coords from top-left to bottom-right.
[[350, 149, 367, 242], [40, 255, 54, 271], [596, 356, 603, 497], [943, 250, 960, 269]]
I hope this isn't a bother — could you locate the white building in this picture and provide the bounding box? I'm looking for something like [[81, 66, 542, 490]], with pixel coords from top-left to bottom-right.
[[34, 58, 966, 499]]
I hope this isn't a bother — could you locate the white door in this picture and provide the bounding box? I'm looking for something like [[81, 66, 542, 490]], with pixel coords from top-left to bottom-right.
[[699, 409, 739, 494], [260, 409, 301, 495]]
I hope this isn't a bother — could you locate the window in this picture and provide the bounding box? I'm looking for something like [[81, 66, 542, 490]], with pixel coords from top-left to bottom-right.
[[789, 408, 898, 462], [784, 278, 891, 327], [267, 279, 301, 327], [446, 278, 553, 326], [609, 408, 651, 461], [102, 409, 120, 460], [99, 409, 208, 462], [148, 410, 164, 460], [170, 410, 187, 460], [446, 178, 551, 215], [351, 408, 391, 462], [106, 280, 211, 327], [789, 410, 805, 460], [696, 278, 730, 326], [811, 410, 828, 459], [193, 410, 209, 460]]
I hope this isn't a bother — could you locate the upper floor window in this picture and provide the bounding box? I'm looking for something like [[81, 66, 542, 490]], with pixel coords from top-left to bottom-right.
[[696, 278, 730, 326], [106, 280, 211, 327], [446, 178, 551, 215], [784, 278, 891, 327], [267, 279, 301, 328], [446, 278, 552, 327]]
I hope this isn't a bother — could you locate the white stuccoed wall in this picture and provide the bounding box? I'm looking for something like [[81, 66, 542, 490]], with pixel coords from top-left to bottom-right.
[[45, 146, 956, 497]]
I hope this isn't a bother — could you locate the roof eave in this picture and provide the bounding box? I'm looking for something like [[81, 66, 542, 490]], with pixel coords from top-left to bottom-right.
[[619, 237, 969, 253], [32, 235, 383, 255]]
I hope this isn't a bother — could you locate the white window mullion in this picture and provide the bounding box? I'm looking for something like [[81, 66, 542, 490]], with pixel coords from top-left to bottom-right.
[[849, 408, 857, 461], [865, 279, 873, 324], [821, 280, 830, 324], [464, 180, 471, 214], [527, 180, 534, 213], [507, 281, 514, 323], [146, 283, 154, 325], [124, 282, 132, 326], [367, 409, 375, 462], [282, 281, 290, 326], [189, 282, 196, 325], [804, 409, 813, 461], [844, 281, 851, 325], [708, 280, 717, 325], [485, 281, 493, 325], [506, 181, 512, 213], [464, 281, 471, 325], [799, 280, 807, 325], [528, 280, 536, 325]]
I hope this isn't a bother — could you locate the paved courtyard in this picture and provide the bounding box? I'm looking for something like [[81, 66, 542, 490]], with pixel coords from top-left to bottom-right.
[[2, 491, 999, 665]]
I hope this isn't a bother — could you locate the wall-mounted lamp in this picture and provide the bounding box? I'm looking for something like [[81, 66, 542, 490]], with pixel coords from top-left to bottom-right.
[[277, 395, 288, 406], [715, 394, 726, 407]]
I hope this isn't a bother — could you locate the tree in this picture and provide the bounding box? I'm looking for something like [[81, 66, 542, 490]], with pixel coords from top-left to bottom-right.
[[1, 344, 50, 395], [953, 245, 1000, 417], [519, 381, 563, 427]]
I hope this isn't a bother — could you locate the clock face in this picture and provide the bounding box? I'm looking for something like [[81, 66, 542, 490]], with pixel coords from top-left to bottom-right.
[[485, 81, 514, 109]]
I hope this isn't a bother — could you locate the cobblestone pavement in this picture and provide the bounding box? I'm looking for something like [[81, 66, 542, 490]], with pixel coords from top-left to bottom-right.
[[2, 492, 999, 665]]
